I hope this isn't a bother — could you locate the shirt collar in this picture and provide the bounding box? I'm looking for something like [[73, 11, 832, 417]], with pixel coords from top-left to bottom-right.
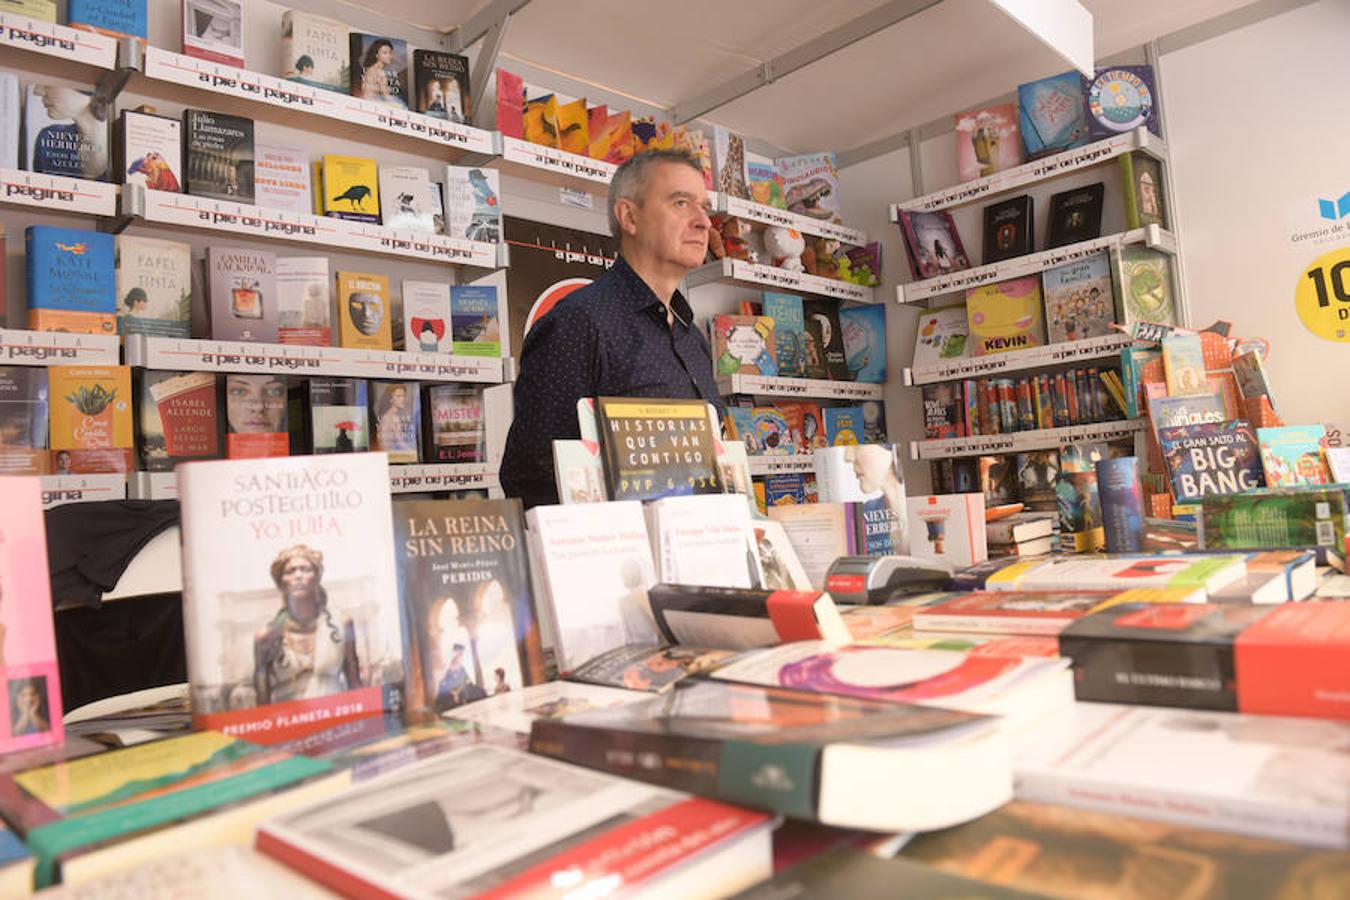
[[613, 255, 696, 328]]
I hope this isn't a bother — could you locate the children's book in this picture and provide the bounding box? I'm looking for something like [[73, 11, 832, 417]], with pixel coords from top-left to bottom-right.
[[1119, 151, 1167, 230], [779, 401, 827, 452], [898, 210, 970, 280], [522, 92, 558, 148], [1042, 252, 1115, 342], [1149, 393, 1227, 430], [1162, 333, 1207, 396], [1083, 65, 1161, 140], [711, 127, 749, 199], [555, 98, 589, 156], [1045, 183, 1104, 248], [1256, 425, 1330, 486], [712, 315, 777, 377], [981, 195, 1033, 264], [745, 151, 785, 208], [1112, 245, 1176, 328], [1159, 419, 1264, 503], [912, 306, 970, 367], [1018, 71, 1088, 159], [803, 299, 849, 381], [776, 152, 842, 223], [752, 406, 795, 455], [907, 494, 987, 568], [824, 406, 865, 446], [839, 304, 886, 384], [965, 277, 1045, 356], [762, 292, 806, 377], [954, 103, 1021, 182]]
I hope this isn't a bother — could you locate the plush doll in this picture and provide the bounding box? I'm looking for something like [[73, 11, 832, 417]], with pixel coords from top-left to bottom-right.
[[716, 216, 758, 262], [813, 237, 843, 279], [762, 225, 805, 272]]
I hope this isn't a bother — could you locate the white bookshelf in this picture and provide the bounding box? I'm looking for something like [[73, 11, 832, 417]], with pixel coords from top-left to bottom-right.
[[717, 373, 883, 401], [0, 329, 120, 366], [686, 258, 873, 302], [131, 465, 499, 499], [491, 136, 618, 191], [40, 474, 127, 508], [911, 418, 1147, 460], [711, 192, 867, 246], [906, 334, 1134, 386], [0, 169, 118, 217], [0, 12, 116, 69]]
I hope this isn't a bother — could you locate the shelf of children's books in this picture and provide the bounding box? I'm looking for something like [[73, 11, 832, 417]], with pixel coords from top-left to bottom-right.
[[0, 168, 119, 217], [0, 12, 117, 69], [686, 258, 873, 303], [896, 226, 1176, 304], [906, 334, 1134, 386], [121, 185, 506, 268], [747, 454, 816, 476], [490, 136, 618, 191], [388, 463, 498, 493], [890, 127, 1168, 217], [0, 328, 120, 366], [911, 417, 1147, 460], [711, 192, 867, 246], [40, 473, 127, 508], [717, 374, 883, 401], [124, 335, 506, 384], [134, 46, 498, 157]]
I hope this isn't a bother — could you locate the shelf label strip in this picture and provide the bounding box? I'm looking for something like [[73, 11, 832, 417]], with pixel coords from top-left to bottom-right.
[[0, 169, 117, 216], [0, 13, 116, 67]]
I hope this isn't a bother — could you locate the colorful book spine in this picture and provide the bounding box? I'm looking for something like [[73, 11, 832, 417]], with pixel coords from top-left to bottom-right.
[[1096, 457, 1144, 553]]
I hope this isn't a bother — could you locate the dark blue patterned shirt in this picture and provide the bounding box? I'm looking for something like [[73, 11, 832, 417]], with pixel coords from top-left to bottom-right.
[[501, 255, 723, 509]]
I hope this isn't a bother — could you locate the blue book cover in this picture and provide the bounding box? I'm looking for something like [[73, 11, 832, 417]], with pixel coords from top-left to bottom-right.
[[67, 0, 147, 39], [764, 473, 806, 506], [448, 284, 500, 357], [1082, 65, 1161, 141], [1159, 420, 1264, 503], [26, 226, 115, 326], [725, 406, 761, 453], [24, 84, 110, 182], [823, 406, 864, 445], [1018, 71, 1088, 160], [1095, 456, 1144, 552], [762, 292, 806, 377], [839, 304, 886, 384]]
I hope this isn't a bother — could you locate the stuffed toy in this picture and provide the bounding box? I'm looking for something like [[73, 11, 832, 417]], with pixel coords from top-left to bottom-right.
[[762, 225, 805, 272], [715, 216, 758, 262], [812, 237, 843, 279]]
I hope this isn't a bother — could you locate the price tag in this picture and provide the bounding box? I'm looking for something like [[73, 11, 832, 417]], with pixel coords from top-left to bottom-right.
[[1295, 246, 1350, 342]]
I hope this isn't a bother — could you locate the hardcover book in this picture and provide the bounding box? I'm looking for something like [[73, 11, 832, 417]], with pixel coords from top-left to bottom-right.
[[922, 383, 963, 440], [776, 152, 843, 223], [0, 477, 63, 756], [281, 10, 348, 92], [763, 292, 807, 377], [66, 0, 145, 41], [803, 299, 850, 381], [898, 210, 970, 280], [0, 368, 49, 475], [377, 165, 434, 231], [1083, 65, 1161, 140], [823, 406, 864, 446], [907, 493, 988, 568], [320, 155, 380, 223], [763, 473, 807, 505], [954, 103, 1022, 182], [117, 109, 181, 192], [779, 401, 827, 451], [423, 384, 483, 463], [348, 32, 408, 108], [981, 195, 1034, 264], [401, 280, 451, 354], [369, 381, 421, 464], [334, 270, 392, 350], [181, 0, 243, 67], [1149, 392, 1226, 430], [912, 305, 970, 368], [275, 256, 331, 346], [443, 165, 501, 243], [222, 373, 288, 459], [556, 98, 589, 156], [137, 370, 220, 470], [966, 276, 1046, 356], [1162, 333, 1207, 396], [183, 108, 254, 203], [1112, 244, 1176, 327], [596, 397, 721, 501], [447, 284, 501, 357], [1017, 70, 1088, 159], [745, 151, 785, 207], [115, 234, 191, 338], [24, 84, 109, 181], [177, 453, 403, 740], [711, 126, 749, 200], [1119, 150, 1167, 229], [522, 92, 559, 148], [47, 365, 132, 472], [392, 498, 545, 713], [712, 315, 778, 376], [206, 246, 278, 343], [25, 226, 116, 335], [298, 378, 369, 454], [1042, 252, 1115, 342], [1256, 425, 1330, 486], [253, 141, 311, 214], [751, 406, 793, 455], [412, 49, 470, 123], [839, 303, 886, 384], [1045, 183, 1104, 248]]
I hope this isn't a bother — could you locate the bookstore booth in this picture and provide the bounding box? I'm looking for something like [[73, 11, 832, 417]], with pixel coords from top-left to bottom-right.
[[0, 0, 1347, 894]]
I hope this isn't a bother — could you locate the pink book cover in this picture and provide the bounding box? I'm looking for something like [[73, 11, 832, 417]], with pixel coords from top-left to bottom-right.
[[0, 477, 64, 753], [495, 69, 525, 139], [954, 103, 1022, 183]]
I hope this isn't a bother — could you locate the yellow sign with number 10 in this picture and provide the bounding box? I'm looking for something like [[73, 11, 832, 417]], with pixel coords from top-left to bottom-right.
[[1295, 246, 1350, 342]]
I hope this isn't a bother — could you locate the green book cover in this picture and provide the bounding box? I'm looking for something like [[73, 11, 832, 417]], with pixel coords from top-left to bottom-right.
[[1201, 488, 1347, 560], [1118, 151, 1167, 230]]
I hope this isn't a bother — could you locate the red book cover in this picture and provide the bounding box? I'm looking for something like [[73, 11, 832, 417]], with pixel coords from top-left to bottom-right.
[[495, 69, 525, 139], [978, 379, 998, 435], [1234, 602, 1350, 720]]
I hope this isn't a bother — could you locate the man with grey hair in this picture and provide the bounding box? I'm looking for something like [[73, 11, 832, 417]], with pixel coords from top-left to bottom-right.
[[500, 149, 723, 509]]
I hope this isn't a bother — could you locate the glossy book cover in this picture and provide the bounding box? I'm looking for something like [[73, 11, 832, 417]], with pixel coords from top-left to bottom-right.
[[966, 276, 1045, 356], [1159, 420, 1263, 503], [1017, 71, 1087, 159], [597, 398, 721, 501], [115, 234, 191, 338], [0, 368, 49, 475], [713, 315, 777, 377], [954, 103, 1021, 182], [138, 370, 221, 470], [25, 226, 116, 335], [1256, 425, 1330, 486], [1042, 252, 1115, 342]]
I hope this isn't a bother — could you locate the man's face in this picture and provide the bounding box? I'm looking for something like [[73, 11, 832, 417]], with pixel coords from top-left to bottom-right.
[[622, 162, 710, 271]]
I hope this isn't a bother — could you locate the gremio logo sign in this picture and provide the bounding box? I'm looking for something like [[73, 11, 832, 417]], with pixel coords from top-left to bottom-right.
[[1318, 191, 1350, 221]]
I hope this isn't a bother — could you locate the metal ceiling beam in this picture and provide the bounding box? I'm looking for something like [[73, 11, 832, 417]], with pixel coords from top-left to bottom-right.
[[445, 0, 535, 52], [470, 17, 511, 128], [669, 0, 943, 125]]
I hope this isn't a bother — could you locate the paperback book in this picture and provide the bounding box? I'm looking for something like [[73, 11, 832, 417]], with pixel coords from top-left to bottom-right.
[[24, 84, 109, 181], [423, 384, 483, 463], [823, 406, 864, 446], [922, 383, 963, 440], [1200, 488, 1346, 563], [335, 271, 391, 350], [281, 10, 348, 92], [222, 373, 288, 459], [1159, 419, 1264, 503], [954, 103, 1022, 182], [137, 370, 220, 470], [25, 226, 116, 335], [275, 256, 331, 346], [181, 0, 243, 66], [745, 151, 784, 207], [1162, 333, 1207, 396], [981, 195, 1033, 264], [298, 378, 369, 454], [912, 305, 970, 368], [1045, 183, 1104, 248], [965, 276, 1046, 356], [1149, 392, 1226, 430], [898, 210, 970, 280], [177, 453, 404, 740], [47, 365, 132, 473], [253, 141, 311, 214], [906, 493, 988, 568], [412, 49, 470, 123], [348, 33, 408, 108], [839, 303, 886, 384], [443, 166, 501, 243], [399, 280, 450, 354], [377, 165, 434, 231], [319, 155, 380, 223], [1042, 252, 1115, 342], [556, 98, 588, 155], [803, 299, 849, 381], [712, 315, 777, 376], [1256, 424, 1330, 486], [115, 234, 191, 338], [596, 397, 721, 501], [762, 291, 806, 377], [369, 381, 421, 464], [0, 368, 49, 475], [712, 127, 749, 199], [207, 246, 278, 343], [646, 584, 849, 649], [117, 109, 181, 192], [67, 0, 145, 41], [814, 444, 908, 556], [0, 74, 14, 171], [646, 496, 763, 590], [1018, 70, 1088, 159], [183, 108, 254, 203]]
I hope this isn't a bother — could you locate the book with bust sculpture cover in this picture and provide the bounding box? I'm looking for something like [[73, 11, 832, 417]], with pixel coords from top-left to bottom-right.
[[177, 452, 405, 743]]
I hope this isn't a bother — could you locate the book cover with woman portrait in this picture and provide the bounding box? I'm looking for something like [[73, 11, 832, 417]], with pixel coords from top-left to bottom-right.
[[177, 453, 405, 743]]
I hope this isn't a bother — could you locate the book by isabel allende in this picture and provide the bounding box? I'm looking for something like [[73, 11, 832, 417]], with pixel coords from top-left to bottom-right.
[[596, 397, 721, 501], [176, 453, 405, 743], [136, 370, 221, 471], [115, 234, 191, 338], [183, 108, 254, 204], [392, 498, 546, 714]]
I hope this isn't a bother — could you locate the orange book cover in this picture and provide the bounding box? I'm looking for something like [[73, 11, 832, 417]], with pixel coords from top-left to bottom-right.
[[49, 365, 133, 472], [334, 272, 392, 350], [597, 111, 634, 165], [523, 94, 559, 148], [27, 308, 117, 336], [556, 99, 589, 156]]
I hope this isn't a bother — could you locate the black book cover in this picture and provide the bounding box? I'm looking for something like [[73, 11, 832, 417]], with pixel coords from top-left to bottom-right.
[[1045, 183, 1104, 248], [412, 49, 471, 123], [1057, 602, 1271, 711], [647, 584, 780, 645], [803, 299, 849, 381], [981, 195, 1034, 264], [595, 396, 721, 501], [290, 377, 369, 454], [183, 108, 255, 203]]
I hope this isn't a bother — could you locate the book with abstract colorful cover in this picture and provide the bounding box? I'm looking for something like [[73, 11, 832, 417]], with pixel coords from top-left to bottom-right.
[[412, 49, 470, 123], [0, 368, 49, 476], [400, 280, 450, 354], [522, 92, 559, 148], [1017, 71, 1088, 159], [779, 401, 827, 452], [67, 0, 146, 42], [348, 33, 408, 108], [177, 453, 405, 743], [824, 406, 864, 446], [776, 153, 842, 223], [319, 155, 380, 223], [1162, 333, 1207, 396], [114, 234, 191, 338], [1083, 65, 1161, 140], [494, 69, 525, 139], [1256, 425, 1330, 486], [281, 10, 348, 93], [0, 477, 63, 759], [137, 370, 220, 470], [711, 127, 749, 199], [1119, 150, 1167, 230], [48, 365, 132, 473], [912, 306, 970, 368], [954, 103, 1022, 182], [26, 227, 116, 335], [554, 98, 589, 156], [745, 151, 785, 208], [966, 277, 1045, 356], [275, 256, 330, 346], [752, 406, 795, 455], [181, 0, 243, 67], [1044, 182, 1104, 248], [1159, 420, 1264, 504], [1112, 244, 1176, 328], [764, 473, 808, 507], [1042, 252, 1115, 343], [762, 292, 806, 377], [712, 315, 778, 377], [981, 195, 1033, 264], [449, 284, 500, 356], [898, 210, 970, 280], [2, 730, 343, 889], [592, 109, 633, 165], [839, 304, 886, 384]]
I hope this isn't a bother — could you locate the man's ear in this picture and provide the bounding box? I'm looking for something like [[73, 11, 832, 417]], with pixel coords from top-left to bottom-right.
[[614, 197, 640, 238]]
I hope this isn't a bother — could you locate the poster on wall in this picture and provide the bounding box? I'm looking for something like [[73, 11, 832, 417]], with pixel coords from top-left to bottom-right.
[[1287, 190, 1350, 344], [503, 217, 616, 365]]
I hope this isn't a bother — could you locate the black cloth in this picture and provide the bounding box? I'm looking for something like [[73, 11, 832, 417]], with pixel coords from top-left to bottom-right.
[[500, 255, 723, 509], [45, 500, 180, 609], [55, 593, 186, 710]]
